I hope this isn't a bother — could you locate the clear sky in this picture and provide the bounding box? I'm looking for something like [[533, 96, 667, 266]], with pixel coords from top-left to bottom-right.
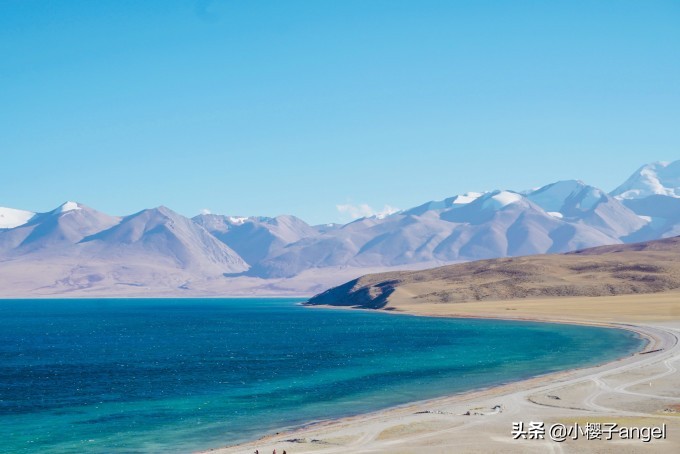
[[2, 1, 679, 224]]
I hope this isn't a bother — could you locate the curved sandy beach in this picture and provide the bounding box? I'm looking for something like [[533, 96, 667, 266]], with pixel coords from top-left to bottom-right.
[[206, 292, 680, 453]]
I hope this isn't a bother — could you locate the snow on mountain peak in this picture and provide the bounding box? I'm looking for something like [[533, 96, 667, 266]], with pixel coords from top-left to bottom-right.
[[526, 180, 585, 212], [481, 191, 523, 210], [0, 207, 36, 229], [612, 160, 680, 200], [452, 192, 484, 205], [403, 192, 486, 216], [228, 216, 249, 225], [526, 180, 608, 213], [53, 201, 82, 214]]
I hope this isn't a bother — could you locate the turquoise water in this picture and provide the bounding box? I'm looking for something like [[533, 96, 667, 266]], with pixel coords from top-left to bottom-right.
[[1, 298, 644, 453]]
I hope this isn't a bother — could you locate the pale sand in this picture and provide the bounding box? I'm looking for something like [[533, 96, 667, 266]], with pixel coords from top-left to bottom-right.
[[205, 291, 680, 453]]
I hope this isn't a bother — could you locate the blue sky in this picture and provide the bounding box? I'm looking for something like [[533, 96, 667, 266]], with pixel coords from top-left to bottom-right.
[[2, 1, 678, 224]]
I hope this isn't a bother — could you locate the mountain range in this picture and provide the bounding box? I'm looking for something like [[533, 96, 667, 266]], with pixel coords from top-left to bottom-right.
[[1, 160, 679, 297]]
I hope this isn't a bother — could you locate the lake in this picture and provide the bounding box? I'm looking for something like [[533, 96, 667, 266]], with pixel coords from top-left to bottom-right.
[[0, 298, 644, 453]]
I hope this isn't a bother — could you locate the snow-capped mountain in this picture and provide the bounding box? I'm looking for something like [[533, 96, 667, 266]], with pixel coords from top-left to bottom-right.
[[248, 190, 619, 278], [525, 180, 647, 238], [0, 202, 120, 255], [610, 161, 680, 241], [611, 161, 680, 199], [1, 160, 679, 296], [193, 214, 317, 266], [80, 206, 248, 274], [0, 204, 247, 296], [0, 206, 36, 229], [402, 192, 484, 216], [436, 190, 617, 256]]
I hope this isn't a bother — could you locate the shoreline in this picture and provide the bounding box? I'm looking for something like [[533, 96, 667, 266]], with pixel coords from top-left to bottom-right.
[[207, 296, 680, 453], [0, 295, 313, 300]]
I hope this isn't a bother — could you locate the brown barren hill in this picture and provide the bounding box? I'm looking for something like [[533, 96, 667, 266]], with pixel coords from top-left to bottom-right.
[[306, 236, 680, 309]]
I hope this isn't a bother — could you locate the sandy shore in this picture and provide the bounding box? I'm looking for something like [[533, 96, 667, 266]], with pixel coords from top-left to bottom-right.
[[205, 292, 680, 453]]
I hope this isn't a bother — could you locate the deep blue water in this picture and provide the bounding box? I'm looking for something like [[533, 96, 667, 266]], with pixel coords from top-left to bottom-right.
[[0, 298, 644, 453]]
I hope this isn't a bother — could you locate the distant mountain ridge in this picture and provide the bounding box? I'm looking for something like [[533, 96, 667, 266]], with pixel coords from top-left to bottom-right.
[[1, 159, 679, 297]]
